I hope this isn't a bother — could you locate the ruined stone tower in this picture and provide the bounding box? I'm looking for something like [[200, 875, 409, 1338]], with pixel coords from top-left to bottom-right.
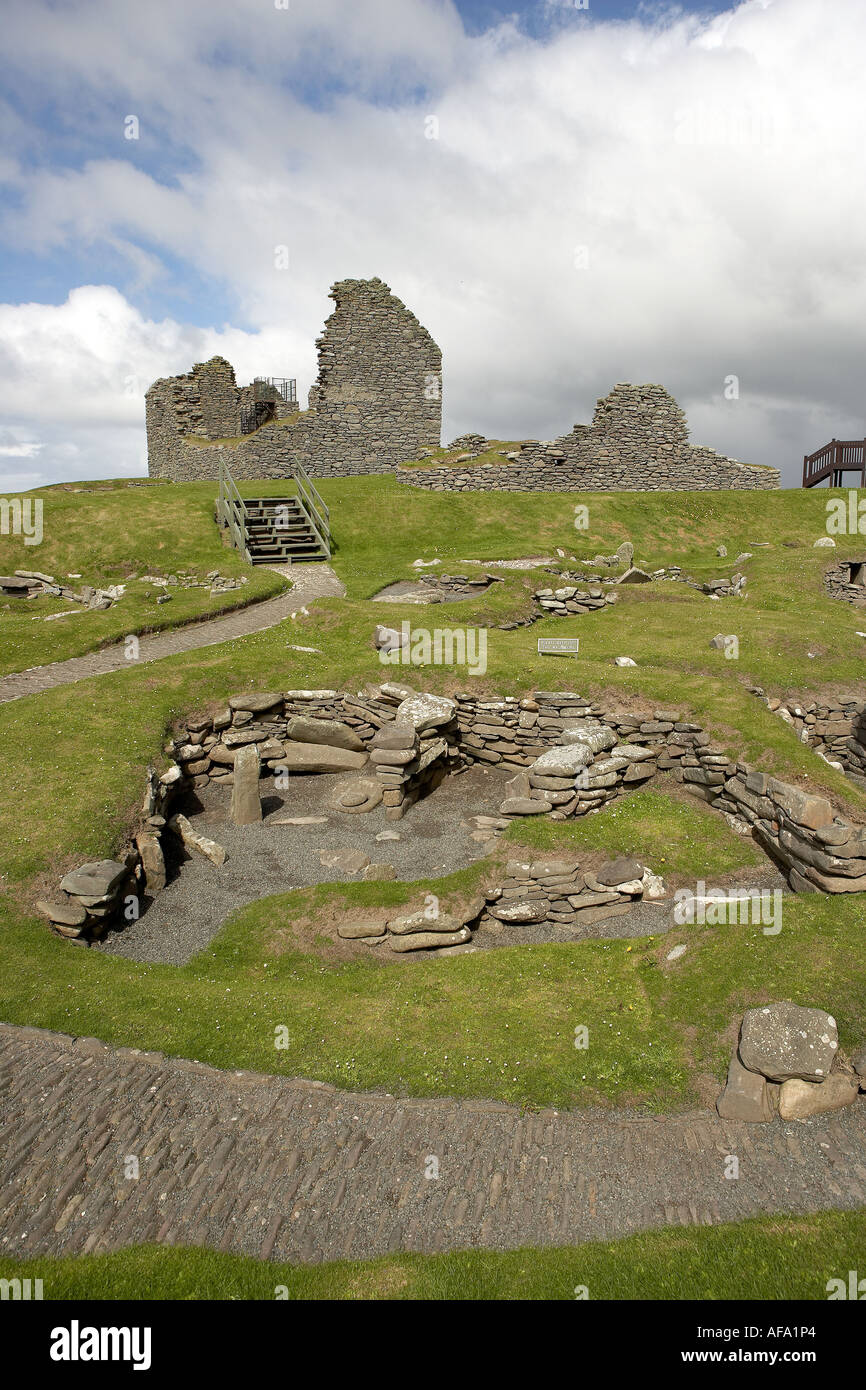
[[145, 277, 442, 481]]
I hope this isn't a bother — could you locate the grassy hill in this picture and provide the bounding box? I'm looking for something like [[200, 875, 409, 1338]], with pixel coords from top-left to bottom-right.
[[1, 476, 865, 1112]]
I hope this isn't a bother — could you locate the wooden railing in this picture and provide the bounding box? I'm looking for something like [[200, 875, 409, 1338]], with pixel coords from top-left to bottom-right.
[[217, 460, 253, 562], [803, 438, 866, 487]]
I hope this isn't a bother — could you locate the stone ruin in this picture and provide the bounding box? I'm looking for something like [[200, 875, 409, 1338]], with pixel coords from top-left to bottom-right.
[[146, 276, 779, 492], [403, 383, 780, 493], [36, 683, 866, 947], [146, 277, 442, 481]]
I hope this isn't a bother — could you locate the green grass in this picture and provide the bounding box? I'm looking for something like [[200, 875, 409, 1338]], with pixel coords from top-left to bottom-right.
[[2, 478, 866, 1109], [2, 863, 864, 1111], [398, 439, 524, 468], [2, 1210, 862, 1299], [506, 787, 765, 879], [0, 478, 285, 675]]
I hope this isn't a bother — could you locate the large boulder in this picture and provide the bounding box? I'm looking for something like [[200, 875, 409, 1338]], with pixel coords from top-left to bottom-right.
[[395, 693, 456, 733], [285, 716, 365, 752], [778, 1073, 860, 1120], [279, 743, 368, 774], [231, 743, 262, 824], [595, 857, 643, 887], [738, 1003, 839, 1083]]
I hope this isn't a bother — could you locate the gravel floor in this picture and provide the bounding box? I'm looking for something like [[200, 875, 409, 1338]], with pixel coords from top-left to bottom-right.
[[98, 765, 511, 965], [97, 764, 790, 967]]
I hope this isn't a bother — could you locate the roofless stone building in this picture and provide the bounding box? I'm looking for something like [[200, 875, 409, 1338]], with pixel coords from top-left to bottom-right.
[[145, 277, 779, 490], [146, 277, 442, 481]]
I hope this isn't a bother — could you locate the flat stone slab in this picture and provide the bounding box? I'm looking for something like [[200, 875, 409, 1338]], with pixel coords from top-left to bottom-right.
[[389, 927, 471, 951], [396, 693, 456, 732], [319, 849, 370, 875], [499, 798, 552, 815], [280, 744, 368, 774], [331, 777, 384, 814], [59, 860, 127, 899], [36, 900, 88, 927], [285, 716, 365, 752], [228, 693, 282, 712], [487, 901, 549, 924], [531, 745, 594, 775]]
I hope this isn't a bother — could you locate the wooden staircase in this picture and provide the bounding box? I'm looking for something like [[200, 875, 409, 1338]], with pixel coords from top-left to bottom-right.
[[217, 461, 331, 564]]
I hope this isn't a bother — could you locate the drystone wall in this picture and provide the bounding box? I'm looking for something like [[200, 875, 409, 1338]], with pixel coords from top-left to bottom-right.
[[765, 694, 866, 791], [146, 278, 442, 482], [37, 683, 866, 943], [401, 384, 779, 492]]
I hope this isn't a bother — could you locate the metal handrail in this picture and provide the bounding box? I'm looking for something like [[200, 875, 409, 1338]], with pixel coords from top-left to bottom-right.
[[293, 461, 331, 559], [218, 460, 253, 562], [217, 457, 330, 561]]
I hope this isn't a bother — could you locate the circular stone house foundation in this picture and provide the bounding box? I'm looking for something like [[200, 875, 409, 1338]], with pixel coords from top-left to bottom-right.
[[36, 683, 866, 945]]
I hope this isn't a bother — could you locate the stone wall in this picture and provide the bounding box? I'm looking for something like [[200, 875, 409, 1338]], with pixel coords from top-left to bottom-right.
[[400, 384, 779, 492], [765, 694, 866, 791], [146, 278, 442, 482], [145, 357, 242, 479], [157, 687, 866, 890], [39, 683, 866, 941]]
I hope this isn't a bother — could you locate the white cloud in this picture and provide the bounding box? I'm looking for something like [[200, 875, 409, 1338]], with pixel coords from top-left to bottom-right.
[[1, 0, 865, 488]]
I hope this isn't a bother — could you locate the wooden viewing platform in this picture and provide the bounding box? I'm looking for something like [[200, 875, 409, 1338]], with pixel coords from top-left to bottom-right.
[[802, 438, 866, 487]]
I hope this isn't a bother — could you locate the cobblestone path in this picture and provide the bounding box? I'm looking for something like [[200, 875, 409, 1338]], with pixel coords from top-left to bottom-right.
[[2, 1024, 865, 1266], [0, 564, 345, 705]]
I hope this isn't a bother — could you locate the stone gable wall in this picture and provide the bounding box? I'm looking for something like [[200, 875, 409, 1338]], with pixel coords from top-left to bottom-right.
[[146, 278, 442, 482]]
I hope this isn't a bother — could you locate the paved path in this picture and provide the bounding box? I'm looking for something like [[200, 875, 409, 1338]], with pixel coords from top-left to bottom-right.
[[1, 1024, 864, 1266], [0, 564, 345, 705]]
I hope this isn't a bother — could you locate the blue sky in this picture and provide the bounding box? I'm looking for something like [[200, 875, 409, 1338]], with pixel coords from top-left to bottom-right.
[[0, 0, 863, 490]]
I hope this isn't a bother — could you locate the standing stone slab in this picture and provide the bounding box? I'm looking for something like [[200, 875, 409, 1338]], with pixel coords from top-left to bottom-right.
[[231, 743, 262, 825], [716, 1051, 779, 1122], [135, 833, 166, 894]]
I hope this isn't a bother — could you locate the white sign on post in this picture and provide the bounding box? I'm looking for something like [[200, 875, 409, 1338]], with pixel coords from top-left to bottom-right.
[[537, 637, 580, 656]]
